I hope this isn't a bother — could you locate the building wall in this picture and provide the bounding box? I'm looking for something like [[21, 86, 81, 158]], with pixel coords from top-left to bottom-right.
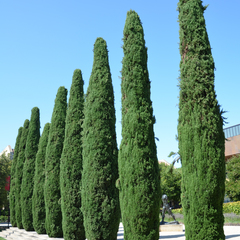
[[225, 135, 240, 160]]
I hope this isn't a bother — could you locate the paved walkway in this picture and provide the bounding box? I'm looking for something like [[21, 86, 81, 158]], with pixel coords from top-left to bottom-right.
[[0, 223, 240, 239]]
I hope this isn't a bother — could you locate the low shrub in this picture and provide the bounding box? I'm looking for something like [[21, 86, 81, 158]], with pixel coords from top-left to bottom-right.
[[0, 210, 8, 217], [170, 202, 240, 215], [223, 201, 240, 215], [0, 216, 8, 222], [172, 208, 183, 214]]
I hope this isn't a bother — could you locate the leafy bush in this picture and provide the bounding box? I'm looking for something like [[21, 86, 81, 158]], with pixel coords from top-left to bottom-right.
[[172, 208, 183, 214], [171, 202, 240, 215], [0, 215, 8, 222], [159, 163, 181, 207], [226, 156, 240, 201], [223, 201, 240, 215]]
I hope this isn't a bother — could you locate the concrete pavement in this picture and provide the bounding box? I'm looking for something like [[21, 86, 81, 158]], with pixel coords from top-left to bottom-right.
[[0, 223, 240, 239]]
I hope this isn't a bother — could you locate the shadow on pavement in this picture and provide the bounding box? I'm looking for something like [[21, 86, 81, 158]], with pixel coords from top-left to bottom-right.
[[159, 234, 185, 239], [225, 234, 240, 239]]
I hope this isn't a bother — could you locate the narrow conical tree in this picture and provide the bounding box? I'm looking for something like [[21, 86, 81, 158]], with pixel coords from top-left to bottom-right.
[[21, 107, 40, 231], [44, 86, 67, 238], [178, 1, 225, 239], [32, 122, 50, 234], [60, 69, 85, 240], [10, 127, 23, 227], [15, 119, 29, 229], [82, 38, 120, 240], [118, 10, 160, 240]]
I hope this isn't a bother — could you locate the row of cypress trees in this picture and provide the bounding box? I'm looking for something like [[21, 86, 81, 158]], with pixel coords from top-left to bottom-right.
[[10, 3, 225, 239], [10, 11, 160, 239]]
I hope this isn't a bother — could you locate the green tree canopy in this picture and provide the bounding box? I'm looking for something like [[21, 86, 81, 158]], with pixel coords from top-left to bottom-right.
[[226, 155, 240, 201], [21, 107, 40, 231], [32, 122, 50, 234], [60, 69, 85, 240], [15, 119, 29, 229], [82, 38, 120, 240], [44, 86, 67, 238], [159, 163, 181, 207], [178, 0, 225, 239], [0, 153, 12, 208], [118, 10, 160, 240], [10, 126, 23, 226]]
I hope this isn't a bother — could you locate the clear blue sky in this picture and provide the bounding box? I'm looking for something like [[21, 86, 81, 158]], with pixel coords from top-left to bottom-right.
[[1, 1, 239, 168]]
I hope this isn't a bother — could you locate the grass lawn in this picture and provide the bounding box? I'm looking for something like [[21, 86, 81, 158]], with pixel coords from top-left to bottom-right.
[[0, 237, 6, 240], [224, 213, 240, 225]]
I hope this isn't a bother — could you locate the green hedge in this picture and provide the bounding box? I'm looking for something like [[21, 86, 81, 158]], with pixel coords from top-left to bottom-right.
[[223, 201, 240, 215], [171, 202, 240, 215], [172, 208, 183, 214]]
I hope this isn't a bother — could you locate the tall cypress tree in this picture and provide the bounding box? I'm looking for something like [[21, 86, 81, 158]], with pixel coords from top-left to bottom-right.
[[15, 119, 29, 229], [178, 1, 225, 239], [44, 86, 67, 238], [32, 122, 50, 234], [21, 107, 40, 231], [60, 69, 85, 240], [10, 127, 23, 227], [82, 38, 120, 240], [118, 10, 160, 240]]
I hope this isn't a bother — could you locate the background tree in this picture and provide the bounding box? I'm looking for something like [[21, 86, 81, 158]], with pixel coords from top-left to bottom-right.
[[178, 1, 225, 239], [15, 119, 29, 229], [44, 86, 67, 238], [21, 107, 40, 231], [82, 38, 120, 240], [0, 153, 11, 209], [32, 122, 50, 234], [159, 163, 181, 208], [60, 69, 85, 240], [225, 155, 240, 201], [9, 127, 23, 227], [118, 10, 160, 240]]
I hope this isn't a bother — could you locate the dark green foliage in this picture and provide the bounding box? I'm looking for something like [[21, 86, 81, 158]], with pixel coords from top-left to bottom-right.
[[10, 127, 23, 227], [82, 38, 120, 240], [225, 156, 240, 201], [159, 163, 181, 207], [118, 10, 160, 240], [21, 107, 40, 231], [15, 119, 29, 229], [178, 1, 225, 239], [0, 153, 11, 208], [32, 123, 50, 234], [60, 69, 85, 240], [44, 86, 67, 238]]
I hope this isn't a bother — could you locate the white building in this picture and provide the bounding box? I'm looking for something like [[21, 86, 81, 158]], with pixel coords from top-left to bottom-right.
[[0, 145, 14, 160]]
